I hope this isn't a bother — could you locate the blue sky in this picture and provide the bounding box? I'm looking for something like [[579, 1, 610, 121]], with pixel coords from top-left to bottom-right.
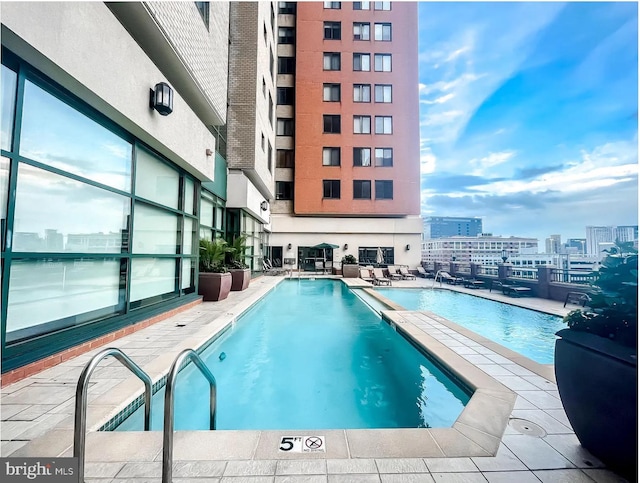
[[418, 2, 638, 244]]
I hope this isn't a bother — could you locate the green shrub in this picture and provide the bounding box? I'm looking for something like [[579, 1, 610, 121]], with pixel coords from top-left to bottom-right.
[[199, 238, 229, 273]]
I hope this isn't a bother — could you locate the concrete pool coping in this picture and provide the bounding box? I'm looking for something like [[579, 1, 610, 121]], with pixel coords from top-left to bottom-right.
[[6, 276, 525, 462]]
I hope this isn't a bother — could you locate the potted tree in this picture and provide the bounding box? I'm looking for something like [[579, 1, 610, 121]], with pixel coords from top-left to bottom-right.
[[198, 238, 232, 301], [341, 254, 359, 278], [555, 241, 637, 480], [227, 235, 251, 291]]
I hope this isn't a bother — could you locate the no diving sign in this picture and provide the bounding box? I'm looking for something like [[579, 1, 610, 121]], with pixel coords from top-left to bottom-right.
[[279, 436, 326, 453]]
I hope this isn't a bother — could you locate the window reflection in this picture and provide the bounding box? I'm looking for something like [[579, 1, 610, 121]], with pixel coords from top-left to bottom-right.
[[1, 65, 17, 151], [20, 80, 132, 192], [1, 157, 9, 250], [130, 258, 176, 302], [135, 147, 179, 209], [132, 203, 178, 254], [12, 163, 130, 253], [6, 258, 124, 342]]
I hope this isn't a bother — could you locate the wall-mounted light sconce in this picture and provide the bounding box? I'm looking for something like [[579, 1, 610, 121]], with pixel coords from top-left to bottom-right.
[[149, 82, 173, 116], [406, 244, 411, 251], [287, 243, 292, 250], [205, 148, 213, 157], [260, 201, 269, 211], [343, 244, 348, 250]]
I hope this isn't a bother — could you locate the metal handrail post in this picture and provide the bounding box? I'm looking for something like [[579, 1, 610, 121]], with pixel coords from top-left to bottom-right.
[[162, 349, 217, 483], [74, 348, 152, 483]]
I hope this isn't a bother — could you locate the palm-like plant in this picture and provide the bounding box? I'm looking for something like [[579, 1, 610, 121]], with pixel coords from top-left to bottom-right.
[[199, 238, 229, 273], [227, 235, 249, 269]]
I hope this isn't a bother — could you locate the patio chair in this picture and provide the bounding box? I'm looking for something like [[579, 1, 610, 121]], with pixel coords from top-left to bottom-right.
[[489, 280, 531, 297], [436, 271, 464, 285], [372, 268, 392, 286], [462, 277, 485, 289], [385, 265, 402, 280], [416, 266, 433, 278], [398, 267, 416, 280], [359, 268, 376, 284]]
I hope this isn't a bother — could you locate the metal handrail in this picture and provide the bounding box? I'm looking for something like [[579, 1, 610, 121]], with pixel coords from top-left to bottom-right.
[[74, 348, 152, 483], [162, 349, 217, 483]]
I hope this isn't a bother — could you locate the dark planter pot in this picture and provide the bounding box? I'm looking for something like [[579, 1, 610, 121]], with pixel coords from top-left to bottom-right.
[[342, 264, 359, 278], [230, 268, 251, 291], [198, 272, 232, 301], [555, 328, 638, 480]]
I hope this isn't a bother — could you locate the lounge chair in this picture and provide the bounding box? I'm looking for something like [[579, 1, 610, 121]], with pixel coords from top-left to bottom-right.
[[416, 266, 433, 278], [463, 278, 485, 289], [490, 280, 531, 297], [386, 265, 402, 280], [263, 259, 285, 276], [372, 268, 392, 286], [436, 271, 464, 285], [359, 268, 376, 284], [398, 267, 416, 280]]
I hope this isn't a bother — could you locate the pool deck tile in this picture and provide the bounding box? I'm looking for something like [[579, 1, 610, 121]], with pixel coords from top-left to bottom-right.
[[1, 277, 630, 483]]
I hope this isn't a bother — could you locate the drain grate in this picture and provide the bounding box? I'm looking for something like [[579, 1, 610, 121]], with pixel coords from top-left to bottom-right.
[[509, 418, 547, 438]]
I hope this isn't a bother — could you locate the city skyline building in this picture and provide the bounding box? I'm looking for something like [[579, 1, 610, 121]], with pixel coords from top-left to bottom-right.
[[545, 234, 561, 254], [421, 234, 539, 265], [423, 216, 483, 240], [269, 1, 422, 269], [586, 225, 637, 255]]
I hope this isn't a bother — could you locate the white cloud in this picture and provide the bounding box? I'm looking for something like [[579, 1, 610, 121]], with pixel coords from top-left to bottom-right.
[[420, 146, 437, 174], [470, 151, 516, 175], [421, 93, 456, 105]]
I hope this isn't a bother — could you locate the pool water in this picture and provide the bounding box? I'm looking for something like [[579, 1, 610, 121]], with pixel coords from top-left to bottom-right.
[[375, 288, 564, 364], [117, 280, 470, 431]]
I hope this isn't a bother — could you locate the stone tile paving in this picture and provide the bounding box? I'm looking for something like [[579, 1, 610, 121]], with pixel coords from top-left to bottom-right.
[[1, 276, 630, 482]]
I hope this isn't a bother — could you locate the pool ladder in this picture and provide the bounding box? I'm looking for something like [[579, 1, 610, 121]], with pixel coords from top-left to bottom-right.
[[74, 348, 217, 483], [431, 269, 445, 288]]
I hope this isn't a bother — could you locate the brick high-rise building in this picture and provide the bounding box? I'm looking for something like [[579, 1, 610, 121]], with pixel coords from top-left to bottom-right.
[[269, 1, 422, 270]]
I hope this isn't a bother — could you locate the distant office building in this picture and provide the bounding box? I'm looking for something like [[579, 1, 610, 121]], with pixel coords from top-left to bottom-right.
[[545, 234, 561, 254], [421, 234, 538, 264], [565, 238, 587, 254], [423, 217, 483, 239], [586, 226, 636, 255]]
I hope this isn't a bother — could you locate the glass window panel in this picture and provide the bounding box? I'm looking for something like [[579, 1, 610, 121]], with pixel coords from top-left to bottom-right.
[[181, 258, 194, 289], [130, 258, 176, 302], [135, 147, 179, 209], [183, 217, 194, 255], [184, 178, 195, 215], [200, 197, 214, 228], [12, 163, 129, 253], [132, 203, 178, 254], [1, 65, 17, 151], [20, 80, 132, 191], [215, 206, 223, 230], [200, 227, 213, 241], [1, 157, 9, 242], [6, 258, 123, 342]]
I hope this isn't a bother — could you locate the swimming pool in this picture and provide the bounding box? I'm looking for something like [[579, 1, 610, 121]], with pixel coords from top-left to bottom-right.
[[374, 288, 564, 364], [117, 280, 470, 431]]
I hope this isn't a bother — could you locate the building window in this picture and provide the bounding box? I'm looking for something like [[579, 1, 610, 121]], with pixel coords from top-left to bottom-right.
[[271, 3, 275, 29], [359, 247, 394, 264], [375, 116, 392, 134], [323, 115, 341, 133], [353, 180, 371, 199], [277, 87, 294, 105], [278, 57, 295, 74], [353, 147, 371, 167], [323, 180, 341, 199], [323, 52, 341, 71], [277, 118, 294, 136], [261, 132, 265, 151], [374, 23, 392, 41], [278, 27, 295, 44], [279, 2, 296, 14], [353, 53, 370, 71], [375, 148, 393, 166], [269, 93, 274, 124], [374, 2, 391, 10], [353, 84, 371, 102], [375, 180, 393, 199], [374, 84, 392, 103], [324, 1, 341, 8], [353, 22, 370, 41], [270, 49, 275, 78], [353, 2, 370, 10], [262, 77, 266, 97], [277, 149, 294, 168], [267, 142, 273, 172], [324, 22, 341, 40], [195, 2, 210, 28], [323, 83, 341, 102], [276, 181, 294, 200], [322, 147, 341, 166], [374, 53, 392, 71], [353, 115, 371, 134]]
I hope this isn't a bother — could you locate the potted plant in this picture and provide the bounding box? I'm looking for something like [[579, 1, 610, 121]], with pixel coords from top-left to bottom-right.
[[198, 238, 232, 301], [555, 241, 637, 480], [227, 235, 251, 291], [341, 254, 359, 278]]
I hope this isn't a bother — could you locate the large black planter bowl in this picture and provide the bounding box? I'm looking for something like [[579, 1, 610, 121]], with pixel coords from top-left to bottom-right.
[[555, 329, 638, 481]]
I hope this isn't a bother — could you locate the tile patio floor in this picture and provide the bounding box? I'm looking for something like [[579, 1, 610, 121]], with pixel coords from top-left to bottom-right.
[[0, 275, 629, 482]]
